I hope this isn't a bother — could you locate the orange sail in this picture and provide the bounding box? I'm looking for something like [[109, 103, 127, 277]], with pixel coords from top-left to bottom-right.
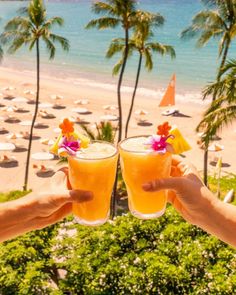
[[159, 74, 176, 107]]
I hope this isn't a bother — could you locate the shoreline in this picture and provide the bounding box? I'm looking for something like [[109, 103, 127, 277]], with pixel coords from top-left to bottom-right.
[[0, 65, 235, 192]]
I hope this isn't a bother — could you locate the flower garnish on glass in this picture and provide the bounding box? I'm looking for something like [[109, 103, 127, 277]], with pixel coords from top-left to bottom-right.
[[144, 122, 174, 154], [119, 121, 191, 220]]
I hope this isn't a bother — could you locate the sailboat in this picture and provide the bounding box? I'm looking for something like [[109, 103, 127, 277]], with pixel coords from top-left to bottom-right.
[[159, 74, 178, 116]]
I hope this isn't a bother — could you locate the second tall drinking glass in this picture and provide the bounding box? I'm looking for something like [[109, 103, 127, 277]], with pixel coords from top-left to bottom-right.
[[119, 136, 172, 219]]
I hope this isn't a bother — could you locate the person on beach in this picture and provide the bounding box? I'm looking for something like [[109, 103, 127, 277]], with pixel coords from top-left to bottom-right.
[[143, 156, 236, 248]]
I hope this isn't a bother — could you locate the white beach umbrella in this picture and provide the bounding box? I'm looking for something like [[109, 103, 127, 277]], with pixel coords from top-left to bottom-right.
[[19, 120, 32, 126], [0, 142, 16, 151], [100, 114, 118, 121], [71, 107, 89, 114], [39, 102, 53, 109], [31, 152, 54, 161], [12, 97, 28, 103], [2, 106, 17, 113], [40, 138, 55, 146]]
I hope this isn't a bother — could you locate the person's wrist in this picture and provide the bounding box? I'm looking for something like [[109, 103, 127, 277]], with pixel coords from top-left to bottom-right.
[[195, 192, 222, 230]]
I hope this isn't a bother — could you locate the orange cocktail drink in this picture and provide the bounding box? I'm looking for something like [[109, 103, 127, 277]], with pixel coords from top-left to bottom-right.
[[119, 136, 172, 219], [68, 141, 118, 226]]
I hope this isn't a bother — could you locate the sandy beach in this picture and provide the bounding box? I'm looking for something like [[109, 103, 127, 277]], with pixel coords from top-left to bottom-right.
[[0, 66, 235, 192]]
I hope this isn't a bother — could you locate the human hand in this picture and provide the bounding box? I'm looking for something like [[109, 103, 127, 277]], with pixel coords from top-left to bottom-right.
[[21, 167, 93, 230], [142, 156, 219, 227]]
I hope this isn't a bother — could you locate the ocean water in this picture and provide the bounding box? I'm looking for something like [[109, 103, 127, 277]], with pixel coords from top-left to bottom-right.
[[0, 0, 235, 102]]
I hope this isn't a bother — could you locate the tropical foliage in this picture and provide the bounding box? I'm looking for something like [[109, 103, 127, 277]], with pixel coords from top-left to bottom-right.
[[181, 0, 236, 185], [197, 59, 236, 146], [0, 0, 69, 190], [181, 0, 236, 82]]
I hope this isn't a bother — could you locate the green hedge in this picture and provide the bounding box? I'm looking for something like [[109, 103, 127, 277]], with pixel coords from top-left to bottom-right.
[[56, 208, 236, 295]]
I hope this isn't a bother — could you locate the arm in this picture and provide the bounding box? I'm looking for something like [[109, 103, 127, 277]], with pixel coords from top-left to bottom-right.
[[0, 170, 92, 242], [143, 156, 236, 248]]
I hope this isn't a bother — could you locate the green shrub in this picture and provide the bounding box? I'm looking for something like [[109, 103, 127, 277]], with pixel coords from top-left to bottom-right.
[[56, 208, 236, 295]]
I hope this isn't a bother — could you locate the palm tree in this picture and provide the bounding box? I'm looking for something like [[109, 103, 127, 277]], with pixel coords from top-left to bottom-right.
[[86, 0, 138, 142], [181, 0, 236, 89], [181, 0, 236, 185], [1, 0, 69, 191], [197, 59, 236, 145], [107, 12, 175, 137]]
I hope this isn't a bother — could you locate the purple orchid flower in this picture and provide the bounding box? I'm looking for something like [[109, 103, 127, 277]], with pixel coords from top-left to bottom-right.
[[145, 135, 174, 154], [58, 136, 80, 156]]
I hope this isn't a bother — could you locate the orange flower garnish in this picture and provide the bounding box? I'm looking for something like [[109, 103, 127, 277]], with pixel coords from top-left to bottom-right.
[[59, 118, 74, 136], [157, 122, 171, 137]]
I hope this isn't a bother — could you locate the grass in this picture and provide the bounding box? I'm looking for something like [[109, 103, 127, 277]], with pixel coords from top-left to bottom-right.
[[0, 190, 30, 203], [208, 174, 236, 203]]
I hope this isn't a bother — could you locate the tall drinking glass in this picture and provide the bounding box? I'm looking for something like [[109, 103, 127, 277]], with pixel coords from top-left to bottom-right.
[[68, 141, 118, 226], [119, 136, 172, 219]]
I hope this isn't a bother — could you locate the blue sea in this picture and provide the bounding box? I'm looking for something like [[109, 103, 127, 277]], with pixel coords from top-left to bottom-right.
[[0, 0, 235, 100]]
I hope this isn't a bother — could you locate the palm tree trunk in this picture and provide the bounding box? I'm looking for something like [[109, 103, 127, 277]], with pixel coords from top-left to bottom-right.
[[125, 53, 142, 138], [203, 148, 208, 186], [23, 39, 40, 191], [117, 28, 129, 142], [213, 39, 230, 101], [203, 39, 230, 185], [111, 28, 130, 218]]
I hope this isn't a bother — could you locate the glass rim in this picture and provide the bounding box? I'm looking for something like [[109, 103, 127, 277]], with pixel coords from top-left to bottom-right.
[[119, 135, 153, 154], [69, 140, 118, 160]]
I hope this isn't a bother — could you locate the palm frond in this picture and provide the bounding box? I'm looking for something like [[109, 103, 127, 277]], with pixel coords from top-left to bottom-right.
[[197, 104, 236, 143], [43, 17, 64, 30], [7, 36, 28, 54], [106, 39, 125, 58], [112, 59, 123, 76], [91, 2, 115, 15], [0, 46, 3, 62], [143, 49, 153, 71], [42, 36, 56, 59], [148, 43, 176, 59], [49, 33, 70, 52], [85, 17, 120, 30], [79, 124, 96, 140]]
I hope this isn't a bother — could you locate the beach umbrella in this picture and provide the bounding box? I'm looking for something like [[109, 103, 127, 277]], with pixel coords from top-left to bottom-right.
[[12, 97, 28, 103], [39, 102, 53, 109], [103, 105, 118, 111], [2, 106, 18, 113], [71, 107, 90, 114], [0, 127, 9, 135], [0, 142, 16, 152], [31, 152, 54, 161], [53, 127, 61, 134], [19, 120, 33, 126], [100, 114, 118, 122]]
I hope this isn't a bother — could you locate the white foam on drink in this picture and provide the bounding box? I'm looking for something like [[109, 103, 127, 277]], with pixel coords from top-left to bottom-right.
[[120, 137, 149, 152], [76, 142, 117, 159]]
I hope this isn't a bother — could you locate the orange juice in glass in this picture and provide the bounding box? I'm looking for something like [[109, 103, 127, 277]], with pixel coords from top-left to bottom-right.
[[68, 141, 118, 226], [119, 136, 172, 219]]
